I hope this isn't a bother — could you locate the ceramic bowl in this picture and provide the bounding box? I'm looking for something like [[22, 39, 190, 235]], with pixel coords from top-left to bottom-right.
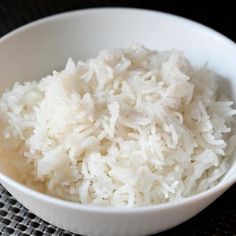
[[0, 8, 235, 236]]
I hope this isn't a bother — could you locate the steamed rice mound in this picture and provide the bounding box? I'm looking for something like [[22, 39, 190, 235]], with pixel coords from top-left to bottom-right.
[[0, 45, 235, 207]]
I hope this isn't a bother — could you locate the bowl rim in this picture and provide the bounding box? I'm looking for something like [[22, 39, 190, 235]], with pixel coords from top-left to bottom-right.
[[0, 7, 235, 213]]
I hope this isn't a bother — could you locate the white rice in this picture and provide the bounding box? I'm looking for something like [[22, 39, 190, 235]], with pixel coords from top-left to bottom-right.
[[0, 44, 235, 207]]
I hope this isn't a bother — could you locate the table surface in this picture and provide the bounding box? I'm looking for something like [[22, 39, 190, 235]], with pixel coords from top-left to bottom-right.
[[0, 1, 235, 235]]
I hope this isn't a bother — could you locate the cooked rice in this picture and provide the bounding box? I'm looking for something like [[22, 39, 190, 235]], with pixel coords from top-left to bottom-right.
[[0, 44, 235, 207]]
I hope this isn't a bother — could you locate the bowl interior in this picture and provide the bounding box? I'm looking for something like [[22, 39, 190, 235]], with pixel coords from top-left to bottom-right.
[[0, 8, 235, 185]]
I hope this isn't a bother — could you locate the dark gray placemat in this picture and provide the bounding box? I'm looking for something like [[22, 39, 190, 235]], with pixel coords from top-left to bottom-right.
[[0, 1, 236, 235], [0, 184, 78, 236]]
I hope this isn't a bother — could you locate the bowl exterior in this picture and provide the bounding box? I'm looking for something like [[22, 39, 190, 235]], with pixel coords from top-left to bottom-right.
[[0, 179, 229, 236]]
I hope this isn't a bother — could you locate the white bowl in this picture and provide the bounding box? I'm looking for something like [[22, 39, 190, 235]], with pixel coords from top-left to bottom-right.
[[0, 8, 236, 236]]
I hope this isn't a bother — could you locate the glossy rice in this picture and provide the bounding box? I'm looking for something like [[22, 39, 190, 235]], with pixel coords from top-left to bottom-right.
[[0, 45, 235, 207]]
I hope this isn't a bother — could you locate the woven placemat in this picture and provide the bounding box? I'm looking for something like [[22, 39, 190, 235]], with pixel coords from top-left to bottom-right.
[[0, 1, 236, 235], [0, 185, 78, 236]]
